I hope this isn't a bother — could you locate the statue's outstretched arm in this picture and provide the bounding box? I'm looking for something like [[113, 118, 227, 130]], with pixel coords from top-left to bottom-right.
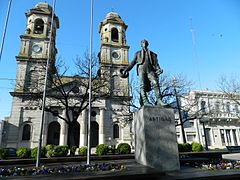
[[119, 53, 137, 78]]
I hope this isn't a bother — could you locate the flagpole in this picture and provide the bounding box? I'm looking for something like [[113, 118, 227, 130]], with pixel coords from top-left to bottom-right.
[[36, 0, 57, 168], [0, 0, 12, 62], [87, 0, 93, 165]]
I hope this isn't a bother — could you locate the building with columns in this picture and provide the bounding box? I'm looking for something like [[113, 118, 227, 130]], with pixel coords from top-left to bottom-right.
[[1, 2, 132, 149], [3, 3, 239, 152], [176, 90, 240, 149]]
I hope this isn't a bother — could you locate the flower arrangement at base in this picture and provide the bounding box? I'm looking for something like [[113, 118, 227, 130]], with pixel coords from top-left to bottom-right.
[[0, 163, 125, 177], [189, 160, 240, 170]]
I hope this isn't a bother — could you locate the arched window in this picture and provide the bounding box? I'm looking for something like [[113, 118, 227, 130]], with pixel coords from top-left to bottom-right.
[[201, 101, 206, 113], [235, 104, 239, 114], [226, 102, 231, 113], [22, 124, 31, 140], [215, 101, 220, 113], [113, 124, 119, 139], [34, 19, 44, 34], [111, 28, 119, 42]]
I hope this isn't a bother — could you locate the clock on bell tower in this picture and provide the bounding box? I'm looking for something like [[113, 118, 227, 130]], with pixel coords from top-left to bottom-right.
[[98, 12, 130, 97], [15, 2, 59, 93]]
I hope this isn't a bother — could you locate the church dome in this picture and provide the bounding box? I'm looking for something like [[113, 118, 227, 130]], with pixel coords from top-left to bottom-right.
[[98, 11, 127, 32], [101, 11, 126, 26], [105, 12, 122, 20], [35, 2, 52, 10]]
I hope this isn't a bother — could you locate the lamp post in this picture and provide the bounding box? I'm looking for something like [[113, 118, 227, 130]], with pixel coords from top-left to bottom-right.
[[36, 0, 56, 168], [87, 0, 94, 165], [173, 77, 187, 143], [0, 0, 12, 62], [200, 117, 209, 151]]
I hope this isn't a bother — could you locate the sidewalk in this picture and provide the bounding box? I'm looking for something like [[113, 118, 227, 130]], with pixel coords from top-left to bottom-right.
[[223, 152, 240, 161]]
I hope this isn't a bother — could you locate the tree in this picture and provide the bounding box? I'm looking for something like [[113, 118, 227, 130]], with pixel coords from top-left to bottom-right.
[[128, 73, 210, 143], [16, 51, 110, 149], [218, 75, 240, 117]]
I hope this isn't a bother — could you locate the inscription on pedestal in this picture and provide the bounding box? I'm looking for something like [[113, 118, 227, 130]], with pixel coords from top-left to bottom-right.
[[149, 116, 172, 122]]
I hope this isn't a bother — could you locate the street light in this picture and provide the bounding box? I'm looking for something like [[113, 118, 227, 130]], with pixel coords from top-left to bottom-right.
[[0, 0, 12, 62], [36, 0, 57, 168], [173, 77, 187, 143], [87, 0, 94, 165]]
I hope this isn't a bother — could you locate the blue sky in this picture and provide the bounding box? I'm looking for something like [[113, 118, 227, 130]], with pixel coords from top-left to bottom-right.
[[0, 0, 240, 120]]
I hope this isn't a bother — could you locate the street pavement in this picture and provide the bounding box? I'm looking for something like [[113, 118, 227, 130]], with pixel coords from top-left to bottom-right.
[[222, 153, 240, 161]]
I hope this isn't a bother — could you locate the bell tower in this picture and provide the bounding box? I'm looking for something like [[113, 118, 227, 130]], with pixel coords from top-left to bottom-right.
[[98, 12, 129, 97], [15, 2, 59, 93]]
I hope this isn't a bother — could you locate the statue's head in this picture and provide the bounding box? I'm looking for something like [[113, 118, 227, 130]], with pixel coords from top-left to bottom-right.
[[141, 39, 149, 49]]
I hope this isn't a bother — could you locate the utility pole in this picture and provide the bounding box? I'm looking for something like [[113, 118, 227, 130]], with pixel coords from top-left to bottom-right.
[[173, 77, 187, 143]]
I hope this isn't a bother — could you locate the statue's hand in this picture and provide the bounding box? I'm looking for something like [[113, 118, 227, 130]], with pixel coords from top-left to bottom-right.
[[119, 68, 129, 78], [156, 68, 163, 76]]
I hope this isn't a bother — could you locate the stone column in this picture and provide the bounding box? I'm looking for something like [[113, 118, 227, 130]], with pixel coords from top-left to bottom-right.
[[223, 129, 228, 146], [42, 111, 49, 146], [237, 129, 240, 145], [119, 32, 123, 44], [230, 129, 235, 146], [59, 109, 68, 145], [59, 120, 68, 145], [80, 109, 87, 146], [99, 108, 105, 144]]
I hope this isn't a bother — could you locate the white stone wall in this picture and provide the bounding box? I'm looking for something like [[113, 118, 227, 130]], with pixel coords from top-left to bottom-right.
[[2, 95, 132, 149], [177, 90, 240, 149]]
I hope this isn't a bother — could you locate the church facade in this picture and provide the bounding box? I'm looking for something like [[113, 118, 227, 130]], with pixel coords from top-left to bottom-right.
[[1, 3, 133, 149]]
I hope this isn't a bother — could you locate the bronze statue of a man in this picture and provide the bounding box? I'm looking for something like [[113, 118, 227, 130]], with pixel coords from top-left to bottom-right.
[[120, 39, 165, 107]]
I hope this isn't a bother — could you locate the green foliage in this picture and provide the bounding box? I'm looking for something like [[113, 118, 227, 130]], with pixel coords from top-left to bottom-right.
[[78, 146, 87, 155], [178, 143, 192, 152], [192, 142, 204, 152], [184, 143, 192, 152], [177, 144, 184, 152], [178, 142, 204, 152], [116, 143, 131, 154], [45, 144, 54, 151], [31, 146, 46, 159], [53, 145, 69, 157], [0, 148, 7, 159], [16, 147, 31, 158], [96, 144, 108, 156], [45, 144, 55, 158], [70, 145, 77, 155], [109, 145, 116, 154]]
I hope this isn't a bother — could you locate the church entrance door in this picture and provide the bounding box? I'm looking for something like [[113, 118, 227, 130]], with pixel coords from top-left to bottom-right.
[[90, 121, 99, 147], [68, 121, 80, 147], [47, 121, 60, 145]]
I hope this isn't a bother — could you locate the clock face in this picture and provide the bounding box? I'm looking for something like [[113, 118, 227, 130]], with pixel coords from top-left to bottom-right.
[[112, 51, 120, 60], [32, 44, 42, 53]]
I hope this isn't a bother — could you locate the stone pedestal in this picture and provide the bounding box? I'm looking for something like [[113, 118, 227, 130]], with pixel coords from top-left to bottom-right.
[[134, 106, 180, 172]]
